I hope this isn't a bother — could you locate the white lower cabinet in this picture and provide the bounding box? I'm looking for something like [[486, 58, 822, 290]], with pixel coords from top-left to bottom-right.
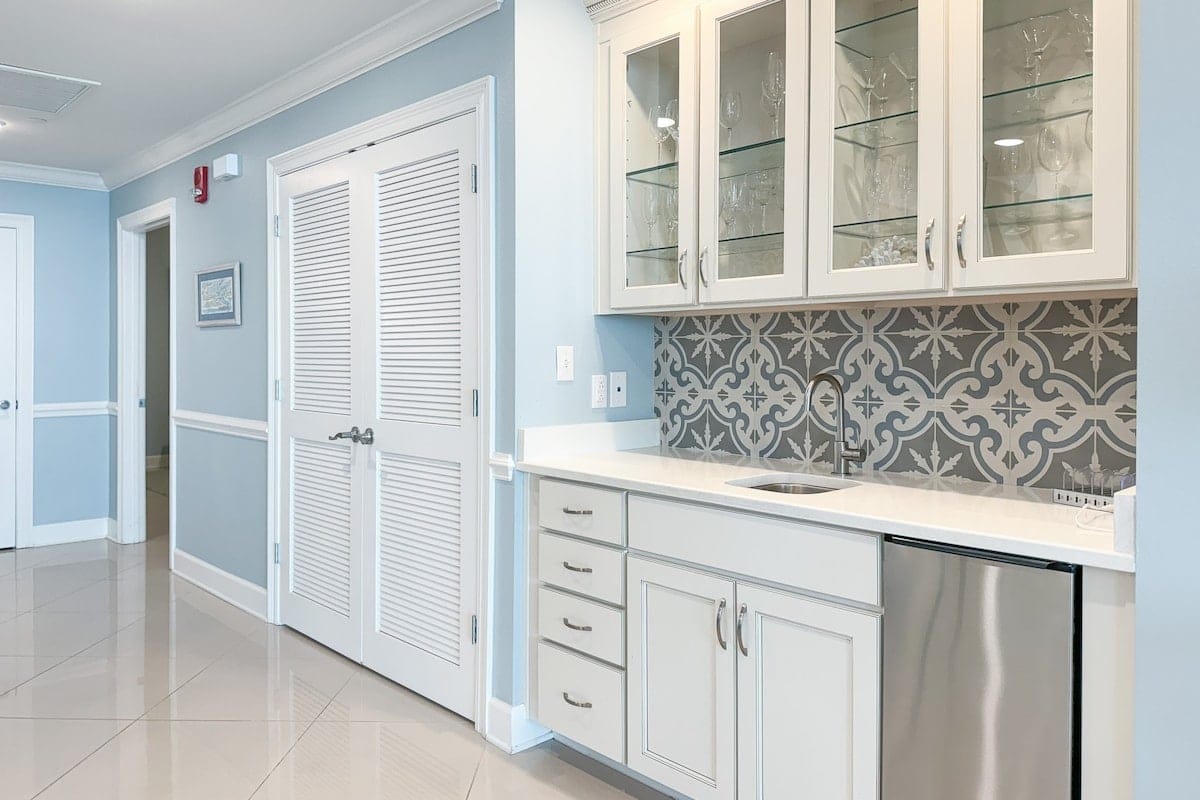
[[626, 556, 880, 800], [736, 584, 880, 800], [627, 557, 738, 800]]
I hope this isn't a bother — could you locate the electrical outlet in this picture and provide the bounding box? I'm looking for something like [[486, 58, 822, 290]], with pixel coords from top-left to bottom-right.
[[609, 371, 627, 408], [591, 374, 608, 409], [556, 345, 574, 382]]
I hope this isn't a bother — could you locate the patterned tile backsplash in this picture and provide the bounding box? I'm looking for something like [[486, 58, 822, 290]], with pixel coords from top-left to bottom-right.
[[653, 298, 1136, 489]]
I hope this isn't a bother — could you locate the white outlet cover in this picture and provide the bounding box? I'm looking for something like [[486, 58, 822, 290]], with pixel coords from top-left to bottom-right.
[[556, 345, 574, 382], [609, 371, 627, 408], [591, 374, 608, 408]]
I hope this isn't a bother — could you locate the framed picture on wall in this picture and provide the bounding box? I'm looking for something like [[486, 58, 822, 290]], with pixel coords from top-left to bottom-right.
[[195, 262, 241, 327]]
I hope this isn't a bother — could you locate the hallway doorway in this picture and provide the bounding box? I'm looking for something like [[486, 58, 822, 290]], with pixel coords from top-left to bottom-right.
[[144, 224, 170, 544]]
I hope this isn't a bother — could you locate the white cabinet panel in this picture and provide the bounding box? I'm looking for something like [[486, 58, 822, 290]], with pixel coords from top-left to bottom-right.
[[538, 586, 626, 666], [627, 557, 736, 800], [538, 479, 626, 545], [736, 583, 881, 800], [537, 642, 626, 762], [538, 532, 627, 605]]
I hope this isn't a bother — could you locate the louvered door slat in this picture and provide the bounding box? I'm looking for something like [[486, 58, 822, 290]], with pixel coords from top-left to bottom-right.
[[291, 180, 352, 416], [290, 440, 353, 618]]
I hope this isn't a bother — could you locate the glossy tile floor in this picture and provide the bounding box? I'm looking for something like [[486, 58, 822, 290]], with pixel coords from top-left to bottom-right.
[[0, 477, 653, 799]]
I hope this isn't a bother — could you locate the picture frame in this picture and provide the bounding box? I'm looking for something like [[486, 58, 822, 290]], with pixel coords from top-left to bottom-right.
[[195, 262, 241, 327]]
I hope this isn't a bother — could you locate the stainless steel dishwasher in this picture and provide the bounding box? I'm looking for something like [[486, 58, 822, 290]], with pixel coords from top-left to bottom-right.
[[882, 536, 1081, 800]]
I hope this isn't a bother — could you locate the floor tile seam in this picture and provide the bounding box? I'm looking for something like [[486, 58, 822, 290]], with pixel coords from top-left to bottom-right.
[[26, 575, 115, 615], [27, 717, 138, 800], [0, 613, 155, 698]]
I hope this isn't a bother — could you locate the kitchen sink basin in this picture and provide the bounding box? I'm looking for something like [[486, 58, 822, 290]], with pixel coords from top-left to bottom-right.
[[726, 473, 858, 494], [747, 481, 841, 495]]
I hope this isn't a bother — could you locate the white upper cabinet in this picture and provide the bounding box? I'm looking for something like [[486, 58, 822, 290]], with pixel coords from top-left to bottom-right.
[[949, 0, 1129, 289], [807, 0, 948, 298], [697, 0, 807, 304], [608, 9, 699, 309]]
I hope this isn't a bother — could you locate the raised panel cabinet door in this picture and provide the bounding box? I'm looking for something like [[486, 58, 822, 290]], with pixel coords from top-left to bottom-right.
[[607, 9, 700, 310], [735, 583, 881, 800], [277, 163, 367, 662], [354, 111, 481, 721], [697, 0, 808, 305], [807, 0, 948, 298], [948, 0, 1130, 289], [627, 556, 737, 800]]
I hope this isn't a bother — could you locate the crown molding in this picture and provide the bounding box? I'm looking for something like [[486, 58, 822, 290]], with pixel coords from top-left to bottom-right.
[[0, 160, 107, 191], [103, 0, 503, 189], [584, 0, 659, 23]]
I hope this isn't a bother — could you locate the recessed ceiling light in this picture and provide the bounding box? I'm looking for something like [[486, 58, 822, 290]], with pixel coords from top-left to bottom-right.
[[0, 121, 8, 130], [994, 137, 1024, 147]]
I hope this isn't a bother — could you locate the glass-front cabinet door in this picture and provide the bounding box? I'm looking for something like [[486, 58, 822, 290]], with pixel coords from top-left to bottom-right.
[[608, 12, 698, 309], [949, 0, 1129, 288], [697, 0, 806, 304], [808, 0, 947, 297]]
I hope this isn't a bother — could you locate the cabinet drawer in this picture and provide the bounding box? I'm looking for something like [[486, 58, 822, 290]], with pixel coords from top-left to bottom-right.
[[536, 642, 625, 763], [538, 586, 625, 666], [538, 532, 626, 606], [538, 479, 625, 546], [628, 495, 881, 606]]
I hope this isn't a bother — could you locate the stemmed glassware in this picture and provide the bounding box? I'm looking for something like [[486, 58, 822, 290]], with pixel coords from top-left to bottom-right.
[[993, 140, 1033, 234], [761, 51, 786, 139], [749, 170, 779, 235], [641, 185, 662, 248], [664, 186, 679, 246], [720, 178, 747, 239], [1037, 124, 1077, 245], [665, 99, 680, 146], [888, 49, 919, 116], [1068, 6, 1094, 60], [719, 91, 743, 150], [648, 104, 672, 164], [1017, 15, 1062, 98]]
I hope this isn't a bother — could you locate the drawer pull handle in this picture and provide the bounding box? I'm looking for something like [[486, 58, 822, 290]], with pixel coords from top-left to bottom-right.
[[561, 507, 593, 516], [736, 603, 749, 656], [562, 617, 593, 632], [562, 561, 593, 574], [715, 598, 728, 650], [562, 692, 593, 709]]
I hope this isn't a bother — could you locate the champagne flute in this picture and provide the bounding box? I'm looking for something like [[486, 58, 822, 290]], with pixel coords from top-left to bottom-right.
[[641, 185, 661, 248], [1018, 15, 1062, 91], [719, 90, 743, 150], [648, 104, 671, 164], [761, 51, 786, 139], [1068, 5, 1094, 60], [665, 186, 679, 245], [750, 170, 778, 235], [719, 178, 746, 238]]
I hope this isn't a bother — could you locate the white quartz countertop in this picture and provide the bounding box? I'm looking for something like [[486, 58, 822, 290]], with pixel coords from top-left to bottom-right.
[[517, 447, 1134, 573]]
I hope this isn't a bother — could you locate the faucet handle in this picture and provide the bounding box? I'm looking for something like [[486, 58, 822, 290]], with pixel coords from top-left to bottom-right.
[[842, 445, 866, 464]]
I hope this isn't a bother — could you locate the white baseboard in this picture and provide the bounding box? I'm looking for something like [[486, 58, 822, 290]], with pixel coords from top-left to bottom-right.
[[26, 517, 112, 548], [146, 454, 170, 470], [485, 698, 552, 754], [173, 549, 267, 620]]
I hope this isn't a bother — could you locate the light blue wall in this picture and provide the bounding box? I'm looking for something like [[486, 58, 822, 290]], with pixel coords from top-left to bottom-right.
[[109, 4, 517, 684], [1135, 0, 1199, 794], [0, 180, 113, 524]]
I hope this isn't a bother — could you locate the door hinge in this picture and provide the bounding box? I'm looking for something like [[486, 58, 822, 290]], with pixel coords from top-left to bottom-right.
[[472, 389, 479, 417], [274, 543, 280, 564], [274, 379, 282, 402], [273, 215, 280, 237], [470, 164, 478, 194], [470, 614, 478, 645]]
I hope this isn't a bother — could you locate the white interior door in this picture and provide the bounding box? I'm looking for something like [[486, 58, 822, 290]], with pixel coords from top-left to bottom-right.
[[278, 162, 365, 661], [356, 113, 480, 719], [0, 222, 18, 550]]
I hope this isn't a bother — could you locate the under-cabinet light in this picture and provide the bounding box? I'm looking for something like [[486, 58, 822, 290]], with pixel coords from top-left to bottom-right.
[[656, 116, 675, 129], [994, 137, 1024, 147]]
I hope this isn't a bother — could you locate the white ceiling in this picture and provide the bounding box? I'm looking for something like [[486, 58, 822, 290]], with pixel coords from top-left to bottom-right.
[[0, 0, 489, 186]]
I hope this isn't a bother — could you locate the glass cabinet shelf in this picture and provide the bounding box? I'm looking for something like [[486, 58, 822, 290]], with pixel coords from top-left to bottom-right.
[[983, 73, 1093, 127], [626, 161, 679, 189], [835, 5, 917, 57], [719, 138, 784, 179], [719, 232, 783, 254], [835, 111, 918, 149], [832, 214, 918, 240], [624, 244, 679, 261], [983, 193, 1093, 224]]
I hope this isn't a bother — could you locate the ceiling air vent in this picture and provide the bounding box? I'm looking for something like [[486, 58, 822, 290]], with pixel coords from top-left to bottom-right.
[[0, 63, 100, 115]]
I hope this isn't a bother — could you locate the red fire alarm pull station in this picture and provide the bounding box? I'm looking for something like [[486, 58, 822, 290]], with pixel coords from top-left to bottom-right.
[[193, 165, 209, 203]]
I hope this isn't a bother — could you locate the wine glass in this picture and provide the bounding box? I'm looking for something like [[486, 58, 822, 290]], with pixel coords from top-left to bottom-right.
[[719, 178, 747, 239], [1037, 124, 1078, 245], [993, 140, 1033, 233], [719, 90, 743, 150], [749, 170, 778, 235], [761, 51, 786, 139], [1068, 5, 1094, 60], [1018, 15, 1062, 90], [863, 153, 895, 220], [1084, 111, 1094, 151], [888, 49, 919, 115], [665, 98, 680, 144], [641, 185, 661, 248], [648, 104, 672, 164], [664, 186, 679, 245]]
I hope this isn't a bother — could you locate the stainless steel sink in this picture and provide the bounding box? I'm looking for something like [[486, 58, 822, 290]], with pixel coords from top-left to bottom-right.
[[748, 481, 841, 495]]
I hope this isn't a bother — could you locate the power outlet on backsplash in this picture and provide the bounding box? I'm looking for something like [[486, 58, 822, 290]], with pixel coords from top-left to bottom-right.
[[652, 298, 1136, 490]]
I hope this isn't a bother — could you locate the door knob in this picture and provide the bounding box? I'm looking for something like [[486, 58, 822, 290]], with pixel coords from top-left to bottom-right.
[[357, 427, 374, 446], [0, 400, 9, 410]]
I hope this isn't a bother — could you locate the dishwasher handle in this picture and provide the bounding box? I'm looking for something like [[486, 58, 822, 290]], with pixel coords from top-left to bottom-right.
[[885, 535, 1077, 573]]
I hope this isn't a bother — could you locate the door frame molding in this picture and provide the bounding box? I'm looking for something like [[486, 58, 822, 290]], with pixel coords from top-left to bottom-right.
[[3, 214, 35, 548], [115, 199, 177, 558], [265, 76, 497, 729]]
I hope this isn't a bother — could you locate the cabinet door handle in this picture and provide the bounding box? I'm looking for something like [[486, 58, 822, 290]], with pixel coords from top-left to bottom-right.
[[924, 217, 935, 270], [561, 561, 593, 574], [956, 214, 967, 268], [736, 603, 749, 656], [562, 692, 593, 709], [699, 246, 710, 287], [677, 249, 689, 289], [562, 617, 593, 632], [715, 598, 728, 650], [561, 507, 593, 516]]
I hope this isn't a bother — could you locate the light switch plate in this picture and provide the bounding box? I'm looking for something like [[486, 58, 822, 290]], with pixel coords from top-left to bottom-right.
[[609, 371, 627, 408], [556, 346, 574, 382], [591, 374, 608, 409]]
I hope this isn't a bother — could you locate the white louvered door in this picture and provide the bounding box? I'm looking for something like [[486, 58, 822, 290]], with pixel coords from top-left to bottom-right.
[[278, 163, 366, 660], [356, 113, 479, 719]]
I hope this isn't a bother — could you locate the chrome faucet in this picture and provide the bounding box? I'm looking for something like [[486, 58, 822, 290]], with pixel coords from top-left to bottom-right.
[[805, 372, 866, 476]]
